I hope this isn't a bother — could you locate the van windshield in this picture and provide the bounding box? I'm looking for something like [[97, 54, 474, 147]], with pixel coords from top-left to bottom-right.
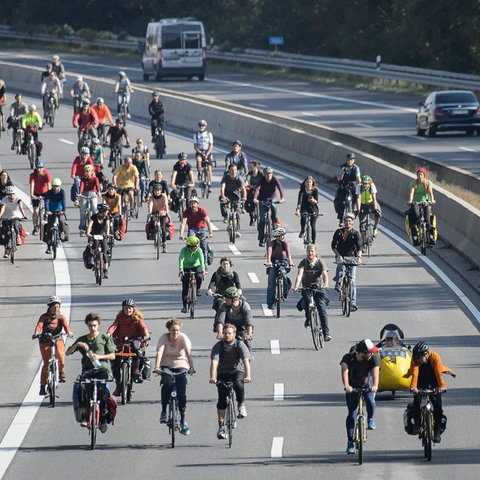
[[162, 24, 202, 49]]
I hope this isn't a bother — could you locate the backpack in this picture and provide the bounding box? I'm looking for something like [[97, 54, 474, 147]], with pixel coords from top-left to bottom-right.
[[105, 394, 118, 424]]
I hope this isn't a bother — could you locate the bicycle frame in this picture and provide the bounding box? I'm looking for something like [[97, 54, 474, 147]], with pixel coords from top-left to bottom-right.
[[217, 380, 237, 448], [300, 286, 325, 350], [359, 209, 374, 257], [301, 211, 318, 247], [259, 199, 278, 247], [227, 200, 241, 244], [91, 234, 105, 285], [413, 201, 431, 256], [114, 338, 139, 405], [184, 271, 197, 318], [352, 387, 369, 465], [417, 388, 438, 461], [338, 258, 357, 317], [161, 368, 187, 448]]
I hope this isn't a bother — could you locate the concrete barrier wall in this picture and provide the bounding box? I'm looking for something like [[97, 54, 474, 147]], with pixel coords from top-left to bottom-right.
[[2, 61, 479, 266]]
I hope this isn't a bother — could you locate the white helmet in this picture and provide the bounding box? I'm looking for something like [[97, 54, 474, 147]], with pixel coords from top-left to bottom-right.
[[5, 186, 15, 195], [273, 227, 286, 237], [47, 295, 61, 306]]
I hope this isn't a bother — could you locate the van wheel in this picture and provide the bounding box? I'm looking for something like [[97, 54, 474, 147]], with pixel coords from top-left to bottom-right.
[[155, 72, 162, 81], [143, 73, 149, 81], [199, 74, 205, 81]]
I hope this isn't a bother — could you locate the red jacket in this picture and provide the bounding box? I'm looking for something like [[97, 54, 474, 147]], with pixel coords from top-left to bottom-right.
[[73, 108, 99, 130]]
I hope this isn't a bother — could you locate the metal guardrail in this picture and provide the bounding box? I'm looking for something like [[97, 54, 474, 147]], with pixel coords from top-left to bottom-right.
[[2, 24, 480, 89]]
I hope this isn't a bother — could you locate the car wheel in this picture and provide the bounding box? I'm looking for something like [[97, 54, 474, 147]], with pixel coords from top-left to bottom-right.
[[416, 121, 425, 136], [466, 128, 475, 136], [426, 123, 436, 137]]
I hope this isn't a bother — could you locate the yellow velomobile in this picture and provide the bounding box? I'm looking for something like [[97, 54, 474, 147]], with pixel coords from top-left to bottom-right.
[[375, 324, 412, 394]]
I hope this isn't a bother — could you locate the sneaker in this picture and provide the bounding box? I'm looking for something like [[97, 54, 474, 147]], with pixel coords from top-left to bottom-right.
[[80, 420, 89, 428], [127, 113, 131, 119], [324, 334, 332, 341], [162, 243, 167, 253], [79, 230, 86, 237], [346, 441, 355, 454], [197, 173, 202, 182], [181, 422, 190, 435], [267, 305, 274, 310], [304, 318, 310, 328], [298, 231, 304, 238], [217, 426, 227, 440], [223, 217, 228, 224], [181, 306, 188, 314], [334, 282, 341, 292], [367, 419, 376, 430], [351, 304, 358, 312], [32, 227, 38, 236], [45, 248, 51, 254], [208, 186, 212, 193], [259, 241, 265, 247], [238, 403, 247, 418], [235, 231, 241, 238], [99, 423, 108, 433], [3, 250, 9, 258], [103, 269, 109, 279], [373, 228, 378, 237], [196, 289, 202, 296], [11, 145, 15, 150], [60, 373, 67, 382], [39, 385, 47, 396], [433, 430, 441, 443], [160, 411, 167, 424]]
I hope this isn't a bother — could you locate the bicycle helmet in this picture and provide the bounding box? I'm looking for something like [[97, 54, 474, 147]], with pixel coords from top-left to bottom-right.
[[263, 166, 273, 174], [343, 212, 355, 221], [233, 140, 242, 147], [186, 235, 200, 247], [273, 227, 286, 237], [107, 183, 116, 190], [5, 186, 15, 195], [96, 97, 104, 104], [92, 137, 100, 145], [82, 99, 90, 106], [80, 146, 90, 154], [152, 182, 163, 191], [362, 175, 372, 184], [97, 203, 110, 213], [115, 118, 123, 124], [189, 196, 199, 204], [224, 286, 240, 298], [413, 341, 429, 358], [417, 168, 427, 176], [153, 91, 160, 97], [118, 71, 126, 77], [346, 152, 356, 160], [35, 161, 44, 168], [198, 119, 207, 127], [83, 164, 93, 172], [178, 152, 188, 160], [52, 178, 62, 186], [47, 295, 61, 306], [122, 298, 136, 307], [29, 104, 37, 112], [46, 63, 53, 69], [76, 76, 83, 82]]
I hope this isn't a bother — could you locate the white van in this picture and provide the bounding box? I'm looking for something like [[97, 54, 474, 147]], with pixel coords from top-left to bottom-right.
[[142, 18, 206, 81]]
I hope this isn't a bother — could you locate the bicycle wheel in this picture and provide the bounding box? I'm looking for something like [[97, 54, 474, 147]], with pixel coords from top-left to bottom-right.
[[170, 398, 177, 448], [305, 220, 312, 245], [366, 226, 373, 257], [28, 143, 36, 169], [90, 402, 98, 450], [189, 285, 195, 319], [424, 412, 433, 461], [51, 229, 58, 260], [48, 360, 57, 407], [155, 134, 164, 159], [357, 416, 365, 465], [420, 223, 427, 256], [121, 362, 129, 405], [276, 276, 281, 318], [155, 227, 160, 260], [345, 279, 352, 317], [309, 308, 323, 350], [227, 397, 234, 448], [94, 251, 102, 286]]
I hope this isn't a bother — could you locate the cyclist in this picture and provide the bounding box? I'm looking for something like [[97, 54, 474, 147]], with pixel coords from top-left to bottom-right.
[[70, 76, 91, 113], [225, 140, 249, 177], [149, 91, 165, 149], [21, 104, 43, 156], [210, 324, 251, 439], [102, 183, 122, 240], [114, 71, 134, 119], [107, 298, 150, 392], [85, 203, 111, 279], [0, 79, 5, 131], [71, 147, 94, 202], [356, 174, 382, 238], [340, 339, 379, 454], [408, 341, 455, 443], [207, 257, 242, 316], [73, 99, 98, 140], [41, 70, 62, 119], [147, 183, 169, 252], [132, 150, 149, 203], [0, 186, 28, 258], [220, 163, 247, 226], [179, 196, 213, 263], [245, 160, 262, 226], [215, 287, 253, 351], [178, 236, 206, 314], [293, 244, 331, 338], [331, 212, 362, 312], [29, 161, 52, 235], [113, 156, 139, 213], [132, 138, 151, 171], [51, 55, 66, 82], [44, 178, 68, 253], [253, 166, 285, 247], [91, 97, 113, 142], [7, 93, 28, 151], [78, 164, 100, 236], [0, 170, 14, 200], [32, 296, 74, 395], [407, 167, 436, 244], [147, 170, 169, 199], [89, 138, 106, 186], [105, 118, 131, 168], [154, 318, 195, 435], [193, 119, 213, 187], [265, 228, 294, 310], [170, 152, 195, 209], [295, 176, 320, 243], [66, 312, 116, 431], [41, 64, 53, 83], [334, 152, 361, 226]]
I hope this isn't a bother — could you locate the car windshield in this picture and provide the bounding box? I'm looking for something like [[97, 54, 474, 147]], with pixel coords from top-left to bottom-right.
[[436, 92, 478, 104]]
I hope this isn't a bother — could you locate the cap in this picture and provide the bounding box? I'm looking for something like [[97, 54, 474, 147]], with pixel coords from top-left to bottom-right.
[[356, 339, 378, 353], [417, 168, 427, 176], [343, 212, 355, 221], [35, 161, 44, 168], [189, 196, 199, 204]]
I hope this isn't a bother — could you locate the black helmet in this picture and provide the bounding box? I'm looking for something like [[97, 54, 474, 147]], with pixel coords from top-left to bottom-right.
[[413, 341, 429, 358], [122, 298, 136, 307], [97, 203, 110, 213], [178, 152, 188, 160], [107, 183, 116, 190]]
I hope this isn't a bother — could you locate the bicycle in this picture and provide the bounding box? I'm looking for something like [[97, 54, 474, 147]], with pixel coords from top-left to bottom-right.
[[351, 386, 371, 465], [90, 234, 106, 285], [44, 93, 56, 128], [34, 195, 46, 237], [114, 337, 144, 405], [26, 128, 38, 169], [301, 211, 321, 247], [33, 332, 64, 407], [46, 212, 63, 260], [199, 158, 213, 198], [416, 388, 442, 462], [77, 129, 92, 154], [151, 213, 166, 259], [175, 185, 188, 222], [216, 380, 237, 448], [183, 270, 198, 319], [159, 368, 188, 448], [118, 93, 129, 125], [226, 200, 242, 244], [412, 201, 432, 256], [266, 261, 288, 318], [13, 121, 24, 155], [359, 209, 374, 257], [132, 189, 140, 220], [153, 121, 166, 159], [118, 188, 132, 232], [2, 218, 25, 265], [342, 182, 357, 217], [75, 372, 113, 450], [76, 194, 93, 234], [259, 198, 279, 248], [336, 257, 358, 317], [109, 143, 123, 172], [299, 286, 325, 350]]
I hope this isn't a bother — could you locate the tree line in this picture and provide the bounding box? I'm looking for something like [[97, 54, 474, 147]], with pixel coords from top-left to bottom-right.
[[3, 0, 480, 74]]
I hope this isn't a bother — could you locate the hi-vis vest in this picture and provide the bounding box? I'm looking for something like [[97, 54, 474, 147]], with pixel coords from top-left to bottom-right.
[[359, 183, 375, 205]]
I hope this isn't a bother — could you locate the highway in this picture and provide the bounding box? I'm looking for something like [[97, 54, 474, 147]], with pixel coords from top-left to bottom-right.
[[0, 52, 479, 480]]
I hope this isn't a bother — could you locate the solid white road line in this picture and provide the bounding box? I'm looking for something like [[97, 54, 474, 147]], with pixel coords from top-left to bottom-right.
[[262, 304, 274, 316], [459, 146, 476, 152], [248, 272, 260, 283], [249, 102, 269, 109], [59, 139, 74, 145], [210, 222, 219, 231], [271, 437, 284, 458], [274, 383, 285, 401], [228, 244, 241, 255], [355, 123, 375, 129], [270, 340, 280, 355]]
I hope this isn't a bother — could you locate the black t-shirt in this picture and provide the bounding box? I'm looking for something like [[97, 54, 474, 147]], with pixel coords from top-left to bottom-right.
[[331, 228, 362, 257], [173, 161, 192, 185], [340, 352, 379, 387]]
